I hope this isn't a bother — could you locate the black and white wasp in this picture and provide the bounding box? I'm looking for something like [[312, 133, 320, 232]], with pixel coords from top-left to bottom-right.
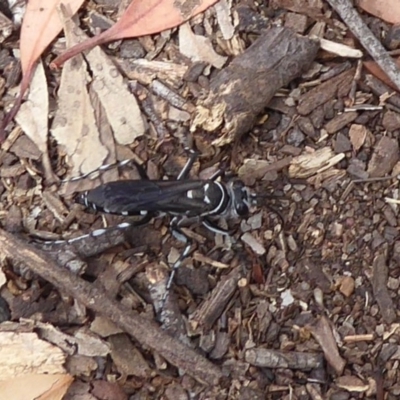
[[57, 149, 260, 303]]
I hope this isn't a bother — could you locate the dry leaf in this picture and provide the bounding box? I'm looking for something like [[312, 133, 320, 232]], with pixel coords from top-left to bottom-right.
[[53, 5, 145, 182], [15, 61, 55, 181], [52, 10, 109, 179], [358, 0, 400, 25], [85, 45, 146, 144], [179, 23, 227, 68], [52, 0, 220, 67], [15, 61, 48, 151], [0, 0, 85, 140], [364, 58, 400, 91], [20, 0, 84, 74]]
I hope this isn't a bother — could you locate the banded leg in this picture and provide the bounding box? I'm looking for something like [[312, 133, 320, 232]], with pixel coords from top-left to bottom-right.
[[177, 148, 199, 180], [202, 218, 231, 236], [62, 157, 148, 183], [47, 213, 153, 245], [162, 216, 193, 305]]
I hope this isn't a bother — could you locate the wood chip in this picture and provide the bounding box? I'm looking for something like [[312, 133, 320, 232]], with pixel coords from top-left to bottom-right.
[[241, 232, 266, 255], [367, 136, 399, 177], [308, 316, 346, 375]]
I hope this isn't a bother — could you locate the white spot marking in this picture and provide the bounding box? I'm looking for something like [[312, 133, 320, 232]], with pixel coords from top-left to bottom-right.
[[83, 192, 89, 208], [92, 229, 106, 237], [182, 244, 192, 257], [69, 234, 89, 243], [140, 210, 148, 216], [202, 181, 226, 216], [204, 195, 211, 204], [117, 222, 131, 229], [187, 190, 194, 199]]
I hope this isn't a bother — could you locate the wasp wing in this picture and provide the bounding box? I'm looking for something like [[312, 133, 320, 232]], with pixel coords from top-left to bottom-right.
[[78, 180, 214, 216]]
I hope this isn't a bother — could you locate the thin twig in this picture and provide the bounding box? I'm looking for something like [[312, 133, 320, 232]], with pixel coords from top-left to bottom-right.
[[327, 0, 400, 91], [0, 229, 222, 385]]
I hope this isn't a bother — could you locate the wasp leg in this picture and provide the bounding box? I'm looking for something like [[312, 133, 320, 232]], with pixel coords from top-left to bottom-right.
[[62, 158, 149, 183], [177, 148, 199, 181], [202, 218, 232, 235], [161, 216, 194, 305], [209, 169, 225, 181], [45, 213, 154, 246]]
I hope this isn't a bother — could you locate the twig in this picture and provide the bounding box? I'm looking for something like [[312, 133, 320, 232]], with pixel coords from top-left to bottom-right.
[[327, 0, 400, 91], [0, 229, 222, 385]]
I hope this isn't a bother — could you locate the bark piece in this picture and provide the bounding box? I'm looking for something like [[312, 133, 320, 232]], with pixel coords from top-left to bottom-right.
[[190, 267, 242, 331], [241, 232, 266, 255], [245, 348, 324, 370], [371, 253, 396, 324], [297, 68, 354, 115], [367, 136, 399, 177], [192, 26, 319, 146], [325, 112, 358, 134], [309, 316, 346, 375], [91, 380, 127, 400], [382, 110, 400, 131], [334, 132, 352, 153], [108, 333, 151, 378]]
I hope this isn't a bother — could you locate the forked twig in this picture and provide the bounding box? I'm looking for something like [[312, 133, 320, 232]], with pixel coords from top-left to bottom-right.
[[0, 229, 222, 385]]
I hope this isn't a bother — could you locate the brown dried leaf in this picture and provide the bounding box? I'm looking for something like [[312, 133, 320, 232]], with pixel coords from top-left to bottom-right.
[[358, 0, 400, 25], [363, 58, 400, 91], [51, 9, 109, 179], [0, 0, 84, 140], [52, 0, 220, 67], [53, 5, 145, 181], [14, 61, 55, 181], [15, 61, 48, 153], [20, 0, 84, 74]]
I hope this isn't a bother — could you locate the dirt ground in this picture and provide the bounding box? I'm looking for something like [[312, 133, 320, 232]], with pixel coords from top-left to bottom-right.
[[1, 0, 400, 399]]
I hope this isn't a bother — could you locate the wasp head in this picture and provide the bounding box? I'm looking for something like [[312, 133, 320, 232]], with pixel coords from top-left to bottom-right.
[[227, 180, 257, 217]]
